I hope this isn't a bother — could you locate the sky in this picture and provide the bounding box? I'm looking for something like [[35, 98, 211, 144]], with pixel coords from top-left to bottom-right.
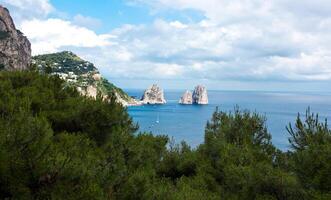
[[1, 0, 331, 91]]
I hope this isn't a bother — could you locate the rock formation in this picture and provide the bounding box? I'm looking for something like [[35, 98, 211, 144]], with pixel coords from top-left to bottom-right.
[[0, 6, 31, 70], [85, 85, 98, 99], [179, 90, 193, 104], [192, 85, 208, 105], [141, 84, 166, 104]]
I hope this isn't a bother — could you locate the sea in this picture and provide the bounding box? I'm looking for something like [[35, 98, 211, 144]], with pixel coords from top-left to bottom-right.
[[126, 89, 331, 150]]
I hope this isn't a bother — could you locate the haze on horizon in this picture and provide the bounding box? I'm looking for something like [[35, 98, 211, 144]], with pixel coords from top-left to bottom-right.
[[2, 0, 331, 91]]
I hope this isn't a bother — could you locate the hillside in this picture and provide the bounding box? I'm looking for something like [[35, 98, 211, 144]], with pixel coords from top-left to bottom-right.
[[32, 51, 139, 106]]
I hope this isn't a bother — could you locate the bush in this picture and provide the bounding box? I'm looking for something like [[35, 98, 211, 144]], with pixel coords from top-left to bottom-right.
[[0, 71, 136, 199], [288, 109, 331, 197]]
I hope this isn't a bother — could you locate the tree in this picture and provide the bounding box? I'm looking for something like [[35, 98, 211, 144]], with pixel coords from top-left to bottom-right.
[[287, 109, 331, 198], [0, 71, 136, 199], [200, 107, 302, 199]]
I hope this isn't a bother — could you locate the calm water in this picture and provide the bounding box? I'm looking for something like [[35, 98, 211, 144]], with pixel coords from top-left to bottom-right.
[[126, 90, 331, 150]]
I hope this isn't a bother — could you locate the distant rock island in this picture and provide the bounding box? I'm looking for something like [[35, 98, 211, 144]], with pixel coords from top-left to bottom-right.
[[141, 84, 166, 104], [179, 85, 208, 105], [0, 6, 31, 70], [193, 85, 209, 104], [179, 90, 193, 104]]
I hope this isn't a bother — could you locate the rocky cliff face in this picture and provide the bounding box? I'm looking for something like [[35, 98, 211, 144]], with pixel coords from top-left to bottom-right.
[[33, 51, 140, 106], [192, 85, 208, 105], [141, 84, 166, 104], [0, 6, 31, 70], [179, 90, 193, 104]]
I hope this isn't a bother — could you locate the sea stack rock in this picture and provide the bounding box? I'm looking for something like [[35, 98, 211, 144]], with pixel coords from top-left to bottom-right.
[[141, 84, 166, 104], [0, 6, 31, 70], [179, 90, 193, 104], [193, 85, 208, 105]]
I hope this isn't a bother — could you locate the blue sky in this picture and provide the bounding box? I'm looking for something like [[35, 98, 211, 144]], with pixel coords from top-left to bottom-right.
[[51, 0, 153, 32], [50, 0, 205, 32], [1, 0, 331, 91]]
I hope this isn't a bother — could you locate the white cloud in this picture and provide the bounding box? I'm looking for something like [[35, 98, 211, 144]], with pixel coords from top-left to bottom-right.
[[20, 18, 114, 55], [153, 63, 184, 77], [1, 0, 53, 19], [107, 0, 331, 82], [63, 15, 330, 82], [133, 0, 331, 22], [1, 0, 114, 56], [270, 52, 331, 80], [73, 14, 102, 29], [170, 21, 188, 29]]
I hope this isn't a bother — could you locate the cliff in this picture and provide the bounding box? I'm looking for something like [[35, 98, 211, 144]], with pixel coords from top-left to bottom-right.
[[0, 6, 31, 70], [141, 84, 166, 104], [32, 51, 140, 106]]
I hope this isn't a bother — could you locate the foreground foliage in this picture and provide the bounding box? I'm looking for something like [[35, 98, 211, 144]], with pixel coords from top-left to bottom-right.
[[0, 71, 330, 199]]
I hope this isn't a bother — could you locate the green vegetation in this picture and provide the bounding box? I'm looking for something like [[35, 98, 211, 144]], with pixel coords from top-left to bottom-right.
[[0, 71, 331, 199], [33, 51, 95, 75], [98, 78, 131, 101]]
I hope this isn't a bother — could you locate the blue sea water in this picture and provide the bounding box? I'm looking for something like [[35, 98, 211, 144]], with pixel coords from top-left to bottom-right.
[[126, 90, 331, 150]]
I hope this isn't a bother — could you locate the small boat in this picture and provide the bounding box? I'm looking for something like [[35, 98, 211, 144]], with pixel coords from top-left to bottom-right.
[[156, 113, 160, 124]]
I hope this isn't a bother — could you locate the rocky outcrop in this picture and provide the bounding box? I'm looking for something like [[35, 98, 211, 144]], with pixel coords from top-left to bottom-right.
[[141, 84, 166, 104], [192, 85, 208, 105], [0, 6, 31, 70], [179, 90, 193, 104], [85, 85, 98, 99], [115, 92, 142, 107]]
